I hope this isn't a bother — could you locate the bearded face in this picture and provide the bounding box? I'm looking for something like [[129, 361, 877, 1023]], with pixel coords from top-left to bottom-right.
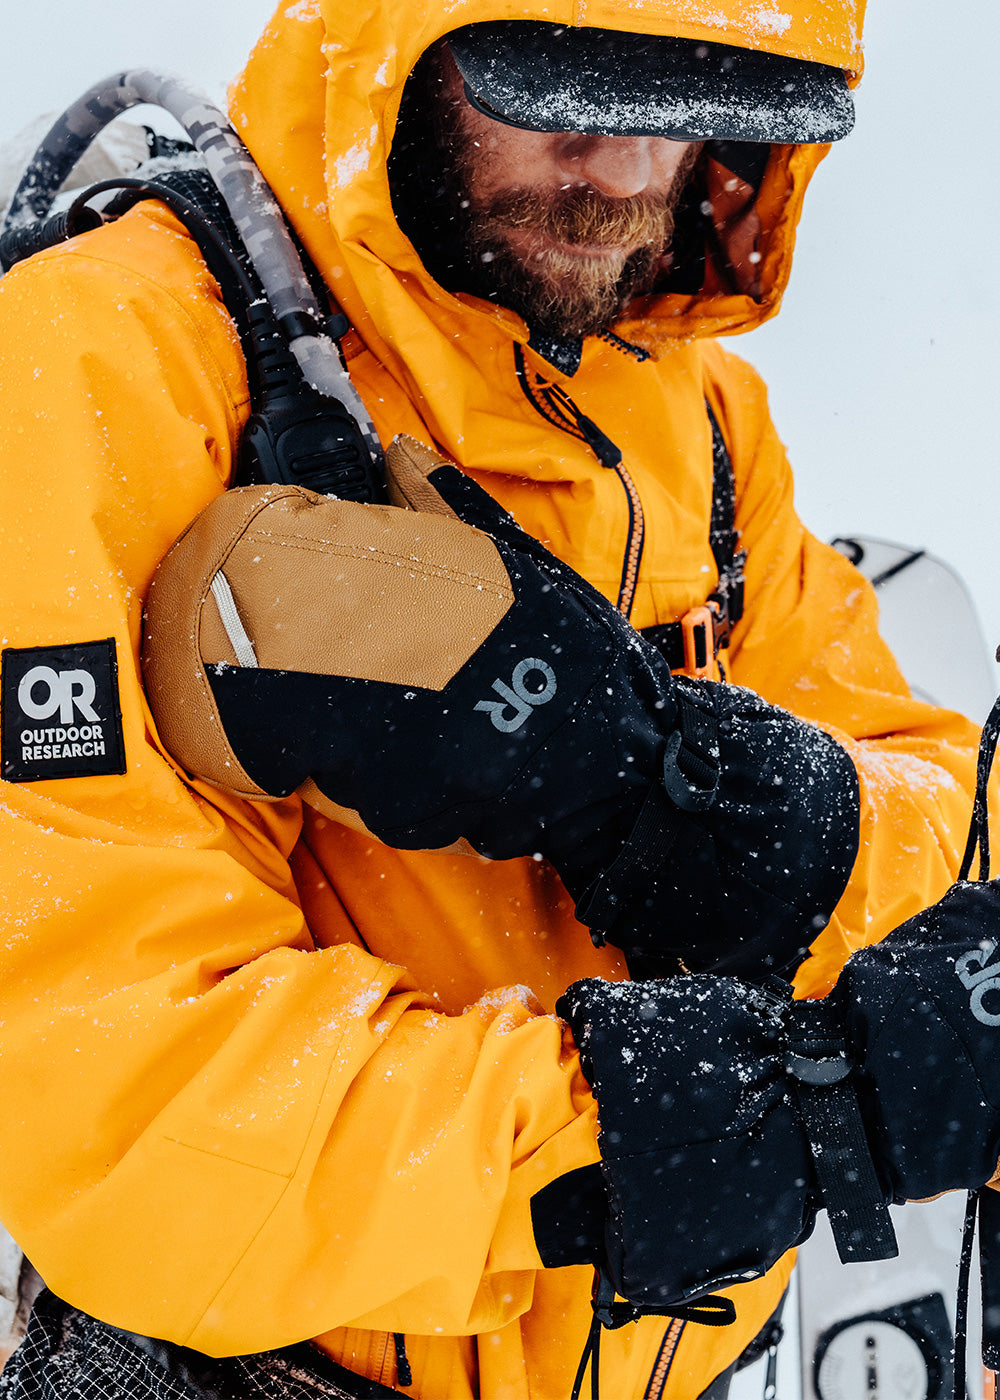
[[388, 42, 700, 340], [454, 165, 699, 340]]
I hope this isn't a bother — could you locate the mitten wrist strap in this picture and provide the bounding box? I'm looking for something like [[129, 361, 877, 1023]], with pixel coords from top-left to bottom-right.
[[785, 997, 897, 1263]]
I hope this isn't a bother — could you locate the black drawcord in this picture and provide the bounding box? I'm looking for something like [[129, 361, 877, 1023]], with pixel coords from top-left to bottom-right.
[[954, 1192, 979, 1400], [570, 1268, 736, 1400], [569, 1312, 603, 1400], [392, 1333, 412, 1389], [952, 687, 1000, 1399], [513, 344, 622, 470], [960, 687, 1000, 882]]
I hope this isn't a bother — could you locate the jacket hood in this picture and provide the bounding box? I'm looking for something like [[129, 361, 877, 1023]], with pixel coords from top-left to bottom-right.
[[230, 0, 865, 372]]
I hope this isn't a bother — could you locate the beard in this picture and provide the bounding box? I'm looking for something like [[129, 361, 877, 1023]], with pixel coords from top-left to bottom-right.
[[388, 43, 698, 340], [459, 183, 684, 340]]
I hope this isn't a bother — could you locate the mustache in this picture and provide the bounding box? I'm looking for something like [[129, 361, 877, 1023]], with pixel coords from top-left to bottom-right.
[[474, 185, 675, 252]]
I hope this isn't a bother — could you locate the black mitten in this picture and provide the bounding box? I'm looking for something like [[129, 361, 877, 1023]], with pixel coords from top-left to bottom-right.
[[558, 976, 827, 1306], [143, 434, 859, 977], [559, 878, 1000, 1309], [835, 878, 1000, 1200]]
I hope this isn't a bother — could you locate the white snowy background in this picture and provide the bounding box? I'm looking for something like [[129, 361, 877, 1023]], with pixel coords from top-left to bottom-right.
[[2, 0, 999, 706], [0, 7, 996, 1393]]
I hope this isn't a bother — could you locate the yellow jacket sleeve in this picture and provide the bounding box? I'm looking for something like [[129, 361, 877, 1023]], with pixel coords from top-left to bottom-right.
[[705, 344, 989, 995], [0, 211, 600, 1355]]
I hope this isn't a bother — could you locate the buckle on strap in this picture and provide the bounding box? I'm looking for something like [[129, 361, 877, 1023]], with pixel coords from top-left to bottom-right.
[[641, 574, 742, 679], [785, 1000, 898, 1264], [680, 605, 717, 679], [682, 547, 746, 677]]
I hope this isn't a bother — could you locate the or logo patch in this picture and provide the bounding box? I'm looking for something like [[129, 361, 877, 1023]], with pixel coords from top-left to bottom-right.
[[474, 657, 558, 733], [956, 938, 1000, 1027], [2, 639, 127, 782]]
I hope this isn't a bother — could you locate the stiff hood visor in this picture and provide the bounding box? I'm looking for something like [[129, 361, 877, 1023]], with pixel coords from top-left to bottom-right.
[[448, 22, 855, 144]]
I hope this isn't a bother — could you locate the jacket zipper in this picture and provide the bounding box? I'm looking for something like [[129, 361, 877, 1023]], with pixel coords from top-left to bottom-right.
[[614, 460, 645, 619], [512, 344, 644, 619], [644, 1319, 686, 1399]]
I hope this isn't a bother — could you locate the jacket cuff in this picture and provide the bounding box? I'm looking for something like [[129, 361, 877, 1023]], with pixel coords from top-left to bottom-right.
[[529, 1163, 607, 1268]]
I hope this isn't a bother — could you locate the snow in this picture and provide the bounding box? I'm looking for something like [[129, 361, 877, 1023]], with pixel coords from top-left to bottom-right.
[[284, 0, 321, 19], [667, 2, 793, 40], [1, 11, 995, 1390], [750, 7, 793, 36], [2, 0, 995, 715], [331, 129, 377, 192], [853, 744, 959, 802]]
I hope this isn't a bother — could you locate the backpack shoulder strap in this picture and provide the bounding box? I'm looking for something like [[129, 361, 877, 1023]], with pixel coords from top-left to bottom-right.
[[641, 402, 745, 675], [707, 402, 745, 630]]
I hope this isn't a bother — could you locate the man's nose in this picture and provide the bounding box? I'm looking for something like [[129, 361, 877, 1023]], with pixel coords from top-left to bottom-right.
[[558, 134, 655, 199]]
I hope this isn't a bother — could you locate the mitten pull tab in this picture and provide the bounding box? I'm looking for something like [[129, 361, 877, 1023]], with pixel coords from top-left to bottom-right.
[[661, 680, 720, 813], [785, 998, 898, 1264]]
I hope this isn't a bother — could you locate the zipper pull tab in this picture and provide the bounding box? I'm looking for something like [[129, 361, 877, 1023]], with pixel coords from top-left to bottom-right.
[[574, 411, 622, 469]]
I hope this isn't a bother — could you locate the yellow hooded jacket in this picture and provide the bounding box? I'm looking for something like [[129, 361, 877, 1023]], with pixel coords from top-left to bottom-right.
[[0, 0, 989, 1395]]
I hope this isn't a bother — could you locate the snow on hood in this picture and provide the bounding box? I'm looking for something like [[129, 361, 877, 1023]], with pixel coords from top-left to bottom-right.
[[229, 0, 865, 366]]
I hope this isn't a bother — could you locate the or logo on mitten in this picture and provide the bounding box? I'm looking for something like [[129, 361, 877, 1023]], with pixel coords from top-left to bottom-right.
[[474, 658, 558, 732], [955, 939, 1000, 1027]]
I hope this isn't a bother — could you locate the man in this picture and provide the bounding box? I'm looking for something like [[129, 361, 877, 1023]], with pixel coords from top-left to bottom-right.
[[0, 0, 991, 1397]]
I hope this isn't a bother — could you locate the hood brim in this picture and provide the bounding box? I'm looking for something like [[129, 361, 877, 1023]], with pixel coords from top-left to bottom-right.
[[448, 22, 854, 144]]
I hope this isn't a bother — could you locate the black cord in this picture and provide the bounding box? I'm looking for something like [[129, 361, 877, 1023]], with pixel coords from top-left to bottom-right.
[[66, 177, 261, 307], [959, 691, 1000, 882], [952, 697, 1000, 1400], [570, 1315, 600, 1400], [954, 1190, 979, 1400]]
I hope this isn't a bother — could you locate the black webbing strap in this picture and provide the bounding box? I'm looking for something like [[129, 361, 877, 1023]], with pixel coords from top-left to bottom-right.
[[960, 690, 1000, 882], [575, 785, 684, 945], [706, 404, 744, 622], [643, 404, 745, 672], [662, 682, 720, 812], [785, 999, 898, 1264], [978, 1188, 1000, 1370], [959, 693, 1000, 1393]]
